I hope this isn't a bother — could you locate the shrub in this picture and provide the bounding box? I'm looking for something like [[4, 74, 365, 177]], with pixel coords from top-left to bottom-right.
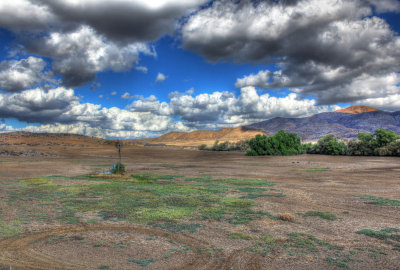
[[246, 130, 304, 156], [279, 213, 294, 222], [311, 134, 347, 155], [198, 140, 249, 152], [198, 144, 208, 150], [111, 162, 126, 174], [375, 141, 400, 156], [347, 129, 400, 156], [374, 128, 400, 148]]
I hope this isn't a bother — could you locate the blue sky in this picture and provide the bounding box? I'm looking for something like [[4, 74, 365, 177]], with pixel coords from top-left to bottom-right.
[[0, 0, 399, 138]]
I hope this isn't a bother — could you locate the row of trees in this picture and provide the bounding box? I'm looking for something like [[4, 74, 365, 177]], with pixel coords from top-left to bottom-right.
[[307, 129, 400, 156], [244, 129, 400, 156], [198, 140, 249, 152]]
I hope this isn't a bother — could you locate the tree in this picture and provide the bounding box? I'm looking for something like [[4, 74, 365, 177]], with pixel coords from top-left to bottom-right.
[[312, 134, 347, 155], [246, 130, 304, 156], [347, 132, 376, 156], [374, 129, 399, 148]]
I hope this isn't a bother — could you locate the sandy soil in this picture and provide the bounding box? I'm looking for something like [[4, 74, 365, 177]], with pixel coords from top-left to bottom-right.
[[0, 140, 399, 269]]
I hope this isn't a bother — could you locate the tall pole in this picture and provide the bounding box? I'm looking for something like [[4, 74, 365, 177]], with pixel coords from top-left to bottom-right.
[[118, 146, 121, 163]]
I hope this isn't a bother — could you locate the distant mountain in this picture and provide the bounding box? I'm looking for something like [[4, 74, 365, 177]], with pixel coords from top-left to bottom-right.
[[246, 106, 400, 142], [334, 105, 379, 114]]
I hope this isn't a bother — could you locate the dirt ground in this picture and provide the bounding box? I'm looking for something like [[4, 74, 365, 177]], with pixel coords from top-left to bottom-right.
[[0, 141, 399, 270]]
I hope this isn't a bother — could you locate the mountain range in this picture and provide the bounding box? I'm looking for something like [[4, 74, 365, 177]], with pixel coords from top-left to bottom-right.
[[1, 106, 399, 146], [246, 106, 400, 142]]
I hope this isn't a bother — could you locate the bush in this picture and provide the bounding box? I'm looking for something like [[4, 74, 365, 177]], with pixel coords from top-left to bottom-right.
[[347, 129, 400, 156], [111, 162, 126, 174], [279, 213, 294, 222], [375, 141, 400, 156], [347, 132, 375, 156], [374, 128, 400, 148], [246, 130, 304, 156], [198, 144, 208, 150], [198, 140, 249, 152], [310, 134, 347, 155]]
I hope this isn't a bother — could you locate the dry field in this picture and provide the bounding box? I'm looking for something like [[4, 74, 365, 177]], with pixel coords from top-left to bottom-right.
[[0, 139, 399, 269]]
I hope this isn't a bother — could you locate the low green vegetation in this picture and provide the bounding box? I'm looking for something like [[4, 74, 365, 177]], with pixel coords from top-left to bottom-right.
[[229, 232, 253, 240], [0, 220, 22, 238], [247, 232, 370, 269], [304, 211, 337, 220], [2, 173, 282, 233], [112, 162, 126, 174], [356, 228, 400, 249], [128, 258, 156, 267], [152, 222, 201, 233], [357, 195, 400, 206]]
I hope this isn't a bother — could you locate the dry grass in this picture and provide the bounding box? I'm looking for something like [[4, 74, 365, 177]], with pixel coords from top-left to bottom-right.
[[279, 213, 294, 222]]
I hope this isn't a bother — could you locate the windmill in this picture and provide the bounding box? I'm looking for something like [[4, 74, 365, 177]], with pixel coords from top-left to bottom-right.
[[115, 141, 124, 164], [111, 141, 125, 174]]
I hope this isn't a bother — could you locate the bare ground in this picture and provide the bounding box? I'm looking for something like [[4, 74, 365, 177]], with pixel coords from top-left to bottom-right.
[[0, 142, 399, 269]]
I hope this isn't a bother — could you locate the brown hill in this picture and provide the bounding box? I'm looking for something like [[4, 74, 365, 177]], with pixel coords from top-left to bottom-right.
[[128, 127, 263, 147], [335, 105, 379, 114], [0, 132, 111, 146]]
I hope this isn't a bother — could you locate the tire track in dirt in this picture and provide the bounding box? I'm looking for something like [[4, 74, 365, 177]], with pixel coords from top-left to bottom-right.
[[0, 224, 212, 270], [0, 224, 261, 270], [220, 249, 263, 270]]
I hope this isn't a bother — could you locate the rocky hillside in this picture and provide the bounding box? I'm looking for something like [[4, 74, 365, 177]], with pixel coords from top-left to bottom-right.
[[246, 107, 400, 142], [127, 127, 263, 147]]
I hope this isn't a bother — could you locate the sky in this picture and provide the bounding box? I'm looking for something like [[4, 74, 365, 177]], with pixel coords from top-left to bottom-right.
[[0, 0, 399, 139]]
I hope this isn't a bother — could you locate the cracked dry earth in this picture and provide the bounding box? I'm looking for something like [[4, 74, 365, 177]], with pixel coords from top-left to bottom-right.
[[0, 143, 399, 269]]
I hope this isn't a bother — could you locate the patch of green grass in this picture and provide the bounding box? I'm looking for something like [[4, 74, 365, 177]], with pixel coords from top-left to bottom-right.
[[357, 195, 400, 206], [236, 187, 267, 193], [198, 207, 226, 221], [285, 233, 330, 253], [222, 198, 255, 208], [356, 228, 400, 243], [295, 168, 329, 172], [9, 173, 279, 227], [98, 265, 110, 269], [56, 208, 79, 224], [326, 257, 350, 269], [186, 176, 274, 187], [304, 211, 337, 220], [247, 234, 277, 255], [196, 246, 223, 258], [367, 247, 387, 259], [112, 243, 127, 249], [227, 209, 277, 225], [128, 258, 156, 267], [0, 220, 22, 238], [229, 232, 253, 240], [153, 222, 201, 233], [239, 193, 272, 199]]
